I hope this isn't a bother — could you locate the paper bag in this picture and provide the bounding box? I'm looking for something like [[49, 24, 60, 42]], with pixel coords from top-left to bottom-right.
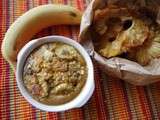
[[79, 0, 160, 85]]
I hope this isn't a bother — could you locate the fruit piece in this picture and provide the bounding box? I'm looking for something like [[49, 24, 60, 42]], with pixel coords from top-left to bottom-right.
[[93, 6, 130, 35], [55, 44, 78, 59], [129, 27, 160, 65], [94, 5, 130, 22], [50, 83, 73, 95], [1, 4, 82, 69], [98, 18, 149, 58], [121, 19, 149, 49]]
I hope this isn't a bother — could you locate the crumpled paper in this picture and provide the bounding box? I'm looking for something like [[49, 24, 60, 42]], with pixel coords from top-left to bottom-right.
[[79, 0, 160, 85]]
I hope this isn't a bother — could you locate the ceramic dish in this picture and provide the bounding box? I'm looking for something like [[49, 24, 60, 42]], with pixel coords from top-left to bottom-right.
[[16, 36, 94, 112]]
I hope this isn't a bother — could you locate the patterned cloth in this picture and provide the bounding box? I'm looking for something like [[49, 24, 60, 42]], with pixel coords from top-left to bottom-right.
[[1, 0, 160, 119]]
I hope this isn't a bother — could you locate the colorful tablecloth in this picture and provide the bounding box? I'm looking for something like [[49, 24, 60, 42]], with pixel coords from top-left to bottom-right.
[[1, 0, 160, 119]]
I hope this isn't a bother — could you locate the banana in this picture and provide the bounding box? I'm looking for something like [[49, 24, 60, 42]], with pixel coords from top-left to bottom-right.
[[1, 4, 82, 69]]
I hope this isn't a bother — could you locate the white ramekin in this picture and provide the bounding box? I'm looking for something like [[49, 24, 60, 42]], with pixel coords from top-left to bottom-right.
[[16, 35, 94, 112]]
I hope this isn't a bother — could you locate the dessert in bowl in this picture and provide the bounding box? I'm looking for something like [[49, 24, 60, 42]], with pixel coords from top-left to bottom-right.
[[16, 36, 94, 112]]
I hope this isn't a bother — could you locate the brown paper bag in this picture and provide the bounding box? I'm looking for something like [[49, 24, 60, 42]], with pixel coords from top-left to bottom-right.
[[79, 0, 160, 85]]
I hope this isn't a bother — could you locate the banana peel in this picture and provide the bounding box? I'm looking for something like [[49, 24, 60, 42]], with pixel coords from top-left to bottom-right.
[[1, 4, 82, 69]]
